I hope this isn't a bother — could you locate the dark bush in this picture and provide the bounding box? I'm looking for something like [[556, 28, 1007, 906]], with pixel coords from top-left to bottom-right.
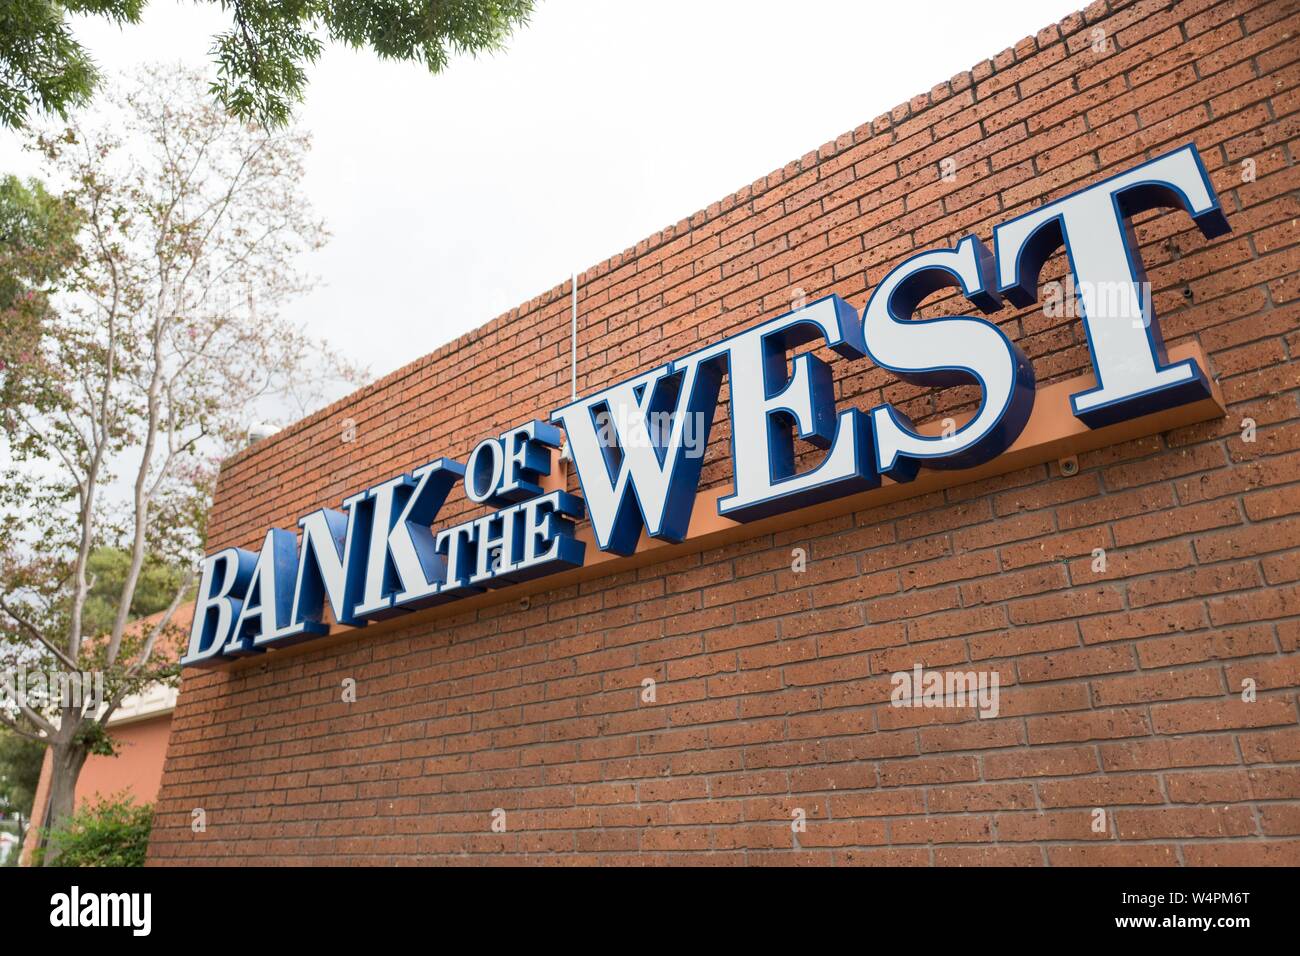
[[36, 794, 152, 867]]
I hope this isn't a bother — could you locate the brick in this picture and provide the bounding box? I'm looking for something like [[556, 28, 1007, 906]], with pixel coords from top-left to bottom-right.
[[1182, 840, 1300, 866], [1115, 806, 1257, 839], [1151, 696, 1297, 734], [1038, 773, 1166, 808]]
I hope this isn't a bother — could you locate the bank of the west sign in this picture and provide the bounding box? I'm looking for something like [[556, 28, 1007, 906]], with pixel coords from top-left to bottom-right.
[[183, 144, 1231, 667]]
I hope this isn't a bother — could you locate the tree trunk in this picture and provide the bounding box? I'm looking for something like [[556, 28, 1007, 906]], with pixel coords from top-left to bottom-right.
[[41, 740, 89, 866]]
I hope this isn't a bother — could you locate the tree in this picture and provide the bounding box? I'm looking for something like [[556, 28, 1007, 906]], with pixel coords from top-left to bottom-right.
[[0, 728, 45, 833], [0, 64, 364, 862], [81, 546, 192, 641], [0, 726, 43, 865], [0, 0, 536, 130]]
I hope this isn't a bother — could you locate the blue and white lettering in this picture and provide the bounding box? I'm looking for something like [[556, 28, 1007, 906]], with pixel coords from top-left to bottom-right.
[[353, 458, 464, 618], [435, 522, 481, 598], [552, 352, 723, 555], [498, 420, 563, 503], [701, 294, 877, 521], [513, 491, 585, 579], [181, 547, 257, 667], [994, 143, 1228, 427], [226, 528, 299, 653], [864, 236, 1035, 480], [183, 144, 1230, 667], [283, 503, 368, 637], [465, 436, 505, 506]]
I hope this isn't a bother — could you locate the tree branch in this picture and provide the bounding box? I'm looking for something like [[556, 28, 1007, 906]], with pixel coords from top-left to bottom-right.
[[0, 595, 80, 671], [100, 569, 191, 726], [0, 673, 58, 738], [0, 710, 48, 744]]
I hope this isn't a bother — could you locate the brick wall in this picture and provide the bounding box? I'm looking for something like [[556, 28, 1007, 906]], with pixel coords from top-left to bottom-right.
[[148, 0, 1300, 865]]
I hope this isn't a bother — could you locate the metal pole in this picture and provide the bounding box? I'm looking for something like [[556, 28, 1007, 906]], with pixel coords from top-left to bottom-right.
[[577, 273, 582, 400]]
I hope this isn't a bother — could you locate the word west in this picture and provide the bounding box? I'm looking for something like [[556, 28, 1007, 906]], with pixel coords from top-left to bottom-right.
[[890, 664, 1001, 719], [49, 886, 152, 937], [184, 144, 1229, 667]]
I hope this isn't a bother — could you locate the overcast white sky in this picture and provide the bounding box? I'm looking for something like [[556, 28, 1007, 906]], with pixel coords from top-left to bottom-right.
[[1, 0, 1084, 389]]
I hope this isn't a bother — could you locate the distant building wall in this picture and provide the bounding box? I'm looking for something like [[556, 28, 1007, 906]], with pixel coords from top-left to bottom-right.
[[74, 714, 174, 806]]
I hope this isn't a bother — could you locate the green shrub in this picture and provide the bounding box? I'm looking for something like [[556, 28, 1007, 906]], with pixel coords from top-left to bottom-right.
[[35, 794, 153, 867]]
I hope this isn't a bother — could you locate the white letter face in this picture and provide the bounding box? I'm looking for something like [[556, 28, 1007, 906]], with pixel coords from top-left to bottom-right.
[[497, 420, 563, 504], [465, 437, 505, 505], [228, 528, 299, 654], [284, 505, 367, 637], [864, 236, 1035, 480], [514, 491, 586, 578], [994, 144, 1229, 427], [353, 458, 464, 618], [552, 353, 723, 556], [703, 294, 877, 521], [181, 547, 257, 667]]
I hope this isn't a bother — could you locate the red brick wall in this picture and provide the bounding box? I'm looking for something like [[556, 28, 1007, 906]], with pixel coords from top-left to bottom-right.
[[148, 0, 1300, 865]]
